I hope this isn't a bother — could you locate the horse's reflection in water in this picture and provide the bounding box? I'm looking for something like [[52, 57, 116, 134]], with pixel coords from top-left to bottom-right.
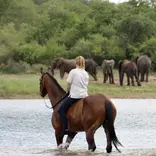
[[39, 68, 122, 153]]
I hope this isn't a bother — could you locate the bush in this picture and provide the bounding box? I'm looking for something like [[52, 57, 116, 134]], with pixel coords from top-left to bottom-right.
[[0, 60, 27, 74]]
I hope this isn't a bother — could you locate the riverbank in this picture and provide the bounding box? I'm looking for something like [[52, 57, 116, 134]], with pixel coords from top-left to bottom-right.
[[0, 70, 156, 99]]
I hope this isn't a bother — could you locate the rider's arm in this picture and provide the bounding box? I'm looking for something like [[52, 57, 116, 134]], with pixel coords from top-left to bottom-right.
[[67, 82, 71, 92], [67, 70, 73, 92]]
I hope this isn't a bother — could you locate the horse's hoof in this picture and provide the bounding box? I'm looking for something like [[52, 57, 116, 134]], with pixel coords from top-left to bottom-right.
[[106, 146, 112, 153], [58, 143, 69, 149]]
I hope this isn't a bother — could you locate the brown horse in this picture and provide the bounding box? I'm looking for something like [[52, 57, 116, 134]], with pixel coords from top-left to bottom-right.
[[39, 68, 122, 153]]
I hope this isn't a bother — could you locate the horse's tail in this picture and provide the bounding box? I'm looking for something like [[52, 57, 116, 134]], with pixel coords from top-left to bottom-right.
[[105, 100, 122, 152]]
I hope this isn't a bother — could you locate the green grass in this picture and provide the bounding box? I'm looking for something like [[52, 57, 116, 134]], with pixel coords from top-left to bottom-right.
[[0, 69, 156, 99]]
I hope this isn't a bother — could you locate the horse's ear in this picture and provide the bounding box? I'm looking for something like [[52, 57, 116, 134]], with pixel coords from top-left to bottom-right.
[[48, 66, 52, 73], [47, 66, 53, 76], [40, 67, 43, 74], [48, 66, 51, 72]]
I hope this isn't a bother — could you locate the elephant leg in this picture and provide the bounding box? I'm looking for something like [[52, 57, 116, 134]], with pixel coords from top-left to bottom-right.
[[60, 70, 65, 79], [120, 72, 124, 86], [108, 73, 111, 84], [90, 73, 97, 81], [134, 74, 141, 86], [131, 76, 135, 86], [145, 72, 149, 82], [126, 74, 130, 86], [140, 73, 144, 82], [138, 71, 140, 80], [110, 67, 115, 84], [111, 72, 115, 84], [104, 73, 107, 83]]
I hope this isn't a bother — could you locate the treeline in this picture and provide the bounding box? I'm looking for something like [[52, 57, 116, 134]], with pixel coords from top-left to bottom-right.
[[0, 0, 156, 73]]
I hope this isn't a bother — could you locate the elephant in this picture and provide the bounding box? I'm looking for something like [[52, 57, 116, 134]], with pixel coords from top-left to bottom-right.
[[101, 59, 115, 84], [135, 55, 151, 82], [51, 57, 98, 81], [118, 59, 141, 86], [85, 59, 98, 81]]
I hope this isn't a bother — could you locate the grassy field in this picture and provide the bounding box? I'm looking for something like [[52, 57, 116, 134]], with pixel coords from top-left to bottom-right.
[[0, 69, 156, 99]]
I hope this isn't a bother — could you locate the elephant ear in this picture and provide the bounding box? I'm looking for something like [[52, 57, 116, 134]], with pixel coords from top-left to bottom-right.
[[56, 58, 64, 68], [101, 60, 106, 68]]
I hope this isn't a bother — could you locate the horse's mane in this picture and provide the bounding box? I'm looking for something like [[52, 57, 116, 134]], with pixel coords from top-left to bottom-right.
[[44, 72, 66, 94]]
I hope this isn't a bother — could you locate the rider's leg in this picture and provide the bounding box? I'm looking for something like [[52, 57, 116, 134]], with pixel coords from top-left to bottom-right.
[[58, 97, 80, 134]]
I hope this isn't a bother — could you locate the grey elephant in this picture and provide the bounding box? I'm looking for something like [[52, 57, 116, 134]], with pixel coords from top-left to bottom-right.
[[118, 59, 141, 86], [101, 59, 115, 84], [135, 55, 151, 82], [51, 57, 98, 81]]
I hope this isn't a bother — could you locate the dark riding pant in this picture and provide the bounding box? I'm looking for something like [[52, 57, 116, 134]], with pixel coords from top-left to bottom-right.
[[58, 97, 80, 133]]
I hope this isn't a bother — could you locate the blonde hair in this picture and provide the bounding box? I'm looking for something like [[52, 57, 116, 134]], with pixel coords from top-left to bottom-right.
[[76, 56, 85, 69]]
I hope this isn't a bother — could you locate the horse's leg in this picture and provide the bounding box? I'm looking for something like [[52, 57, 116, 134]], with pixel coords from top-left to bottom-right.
[[55, 130, 64, 147], [86, 128, 96, 152], [63, 132, 77, 149], [103, 122, 112, 153]]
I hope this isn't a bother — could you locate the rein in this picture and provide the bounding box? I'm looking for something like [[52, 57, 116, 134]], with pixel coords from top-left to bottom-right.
[[43, 98, 52, 109], [42, 92, 69, 109]]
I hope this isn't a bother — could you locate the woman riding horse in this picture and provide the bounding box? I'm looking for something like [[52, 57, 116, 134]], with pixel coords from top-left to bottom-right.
[[39, 59, 122, 153], [58, 56, 89, 136]]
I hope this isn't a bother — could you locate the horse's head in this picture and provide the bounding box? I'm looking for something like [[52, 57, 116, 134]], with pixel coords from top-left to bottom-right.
[[39, 67, 66, 99], [39, 67, 48, 97]]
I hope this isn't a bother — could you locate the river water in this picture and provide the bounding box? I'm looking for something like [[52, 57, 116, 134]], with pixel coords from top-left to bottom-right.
[[0, 99, 156, 156]]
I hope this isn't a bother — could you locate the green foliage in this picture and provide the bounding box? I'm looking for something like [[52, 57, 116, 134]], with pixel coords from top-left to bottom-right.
[[46, 38, 67, 62], [0, 59, 27, 73], [0, 0, 156, 71], [139, 38, 156, 70], [14, 42, 46, 65]]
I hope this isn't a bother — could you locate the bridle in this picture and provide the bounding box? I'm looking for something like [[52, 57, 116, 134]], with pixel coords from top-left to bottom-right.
[[40, 73, 53, 109], [39, 72, 68, 109]]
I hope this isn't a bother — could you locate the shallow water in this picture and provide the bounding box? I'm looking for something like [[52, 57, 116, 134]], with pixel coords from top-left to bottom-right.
[[0, 99, 156, 156]]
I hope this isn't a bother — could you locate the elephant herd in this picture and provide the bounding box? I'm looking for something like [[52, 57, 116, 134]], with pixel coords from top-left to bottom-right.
[[50, 54, 152, 86]]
